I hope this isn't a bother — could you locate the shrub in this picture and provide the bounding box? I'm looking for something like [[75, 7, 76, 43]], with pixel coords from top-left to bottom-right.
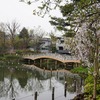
[[84, 74, 100, 99], [71, 66, 88, 74]]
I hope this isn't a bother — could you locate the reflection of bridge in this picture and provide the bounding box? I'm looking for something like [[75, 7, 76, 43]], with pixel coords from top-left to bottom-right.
[[23, 53, 80, 63]]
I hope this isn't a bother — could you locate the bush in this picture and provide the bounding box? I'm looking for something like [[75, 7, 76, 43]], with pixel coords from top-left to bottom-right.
[[85, 75, 93, 84], [84, 83, 94, 94], [84, 75, 100, 99], [16, 49, 35, 55], [71, 66, 88, 74], [3, 54, 22, 62]]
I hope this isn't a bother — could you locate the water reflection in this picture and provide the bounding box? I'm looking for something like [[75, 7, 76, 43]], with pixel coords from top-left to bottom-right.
[[0, 63, 83, 100]]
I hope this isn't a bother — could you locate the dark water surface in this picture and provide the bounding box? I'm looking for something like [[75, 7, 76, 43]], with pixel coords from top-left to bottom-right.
[[0, 63, 83, 100]]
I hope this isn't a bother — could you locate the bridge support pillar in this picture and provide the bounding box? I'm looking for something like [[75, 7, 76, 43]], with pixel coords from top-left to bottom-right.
[[65, 63, 68, 70], [40, 59, 42, 68], [55, 61, 57, 70], [47, 59, 49, 69], [34, 60, 36, 65], [76, 63, 80, 67], [28, 59, 30, 64], [64, 63, 66, 69]]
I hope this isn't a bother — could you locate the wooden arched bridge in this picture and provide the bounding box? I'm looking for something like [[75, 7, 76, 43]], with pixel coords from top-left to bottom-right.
[[23, 53, 80, 63]]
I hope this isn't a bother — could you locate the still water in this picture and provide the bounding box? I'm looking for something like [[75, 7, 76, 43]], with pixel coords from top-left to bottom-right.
[[0, 63, 83, 100]]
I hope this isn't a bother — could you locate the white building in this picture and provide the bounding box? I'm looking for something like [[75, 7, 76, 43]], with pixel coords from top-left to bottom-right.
[[56, 37, 66, 50], [56, 37, 71, 55]]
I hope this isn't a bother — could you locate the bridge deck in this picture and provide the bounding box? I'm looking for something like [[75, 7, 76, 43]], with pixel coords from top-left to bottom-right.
[[23, 53, 80, 63]]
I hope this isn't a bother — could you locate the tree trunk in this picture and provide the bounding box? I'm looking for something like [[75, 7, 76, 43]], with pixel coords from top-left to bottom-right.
[[93, 37, 99, 100]]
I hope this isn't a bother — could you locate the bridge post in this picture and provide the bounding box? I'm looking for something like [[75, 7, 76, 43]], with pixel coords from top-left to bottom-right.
[[34, 60, 36, 65], [28, 59, 30, 64], [55, 61, 57, 70], [72, 63, 74, 68], [51, 68, 52, 77], [57, 69, 58, 79], [76, 63, 80, 67], [40, 59, 42, 68], [47, 59, 49, 69], [65, 63, 68, 70], [43, 67, 45, 75], [64, 63, 66, 69]]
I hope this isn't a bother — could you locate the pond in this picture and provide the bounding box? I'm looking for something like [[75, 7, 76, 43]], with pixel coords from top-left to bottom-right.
[[0, 63, 83, 100]]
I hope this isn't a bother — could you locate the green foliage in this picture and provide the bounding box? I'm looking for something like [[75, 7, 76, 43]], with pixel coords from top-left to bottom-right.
[[84, 74, 100, 99], [97, 95, 100, 100], [71, 66, 88, 74], [60, 3, 74, 16], [51, 46, 56, 53], [84, 83, 94, 94], [0, 54, 5, 61], [16, 49, 35, 55], [19, 27, 29, 39], [84, 82, 100, 99], [85, 75, 93, 84], [49, 17, 71, 32], [16, 50, 23, 55], [4, 54, 21, 60], [19, 27, 30, 49], [0, 53, 22, 64]]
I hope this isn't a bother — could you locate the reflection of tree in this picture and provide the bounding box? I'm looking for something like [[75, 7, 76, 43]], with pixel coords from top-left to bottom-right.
[[0, 66, 19, 99], [0, 66, 6, 98], [17, 77, 28, 88], [16, 69, 28, 88], [0, 72, 18, 99], [5, 74, 18, 99], [0, 82, 5, 97], [22, 70, 44, 93], [0, 67, 4, 81]]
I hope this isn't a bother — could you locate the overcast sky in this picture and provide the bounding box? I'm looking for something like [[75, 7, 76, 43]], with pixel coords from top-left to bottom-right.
[[0, 0, 62, 35]]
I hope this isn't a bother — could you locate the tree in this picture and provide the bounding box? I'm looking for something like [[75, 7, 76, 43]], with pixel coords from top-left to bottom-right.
[[29, 27, 44, 52], [49, 32, 57, 53], [0, 31, 6, 53], [49, 31, 57, 43], [6, 20, 20, 51], [19, 27, 29, 49], [0, 23, 8, 53], [14, 35, 23, 49]]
